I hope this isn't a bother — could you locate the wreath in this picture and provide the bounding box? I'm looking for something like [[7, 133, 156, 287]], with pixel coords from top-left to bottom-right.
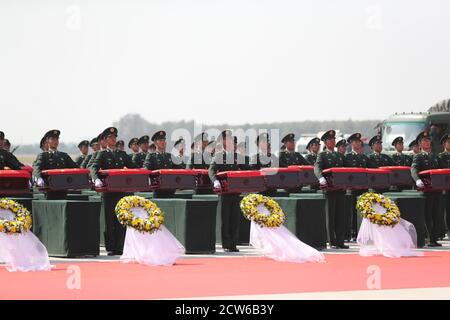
[[356, 192, 400, 227], [240, 194, 285, 228], [0, 198, 32, 234], [115, 196, 165, 233]]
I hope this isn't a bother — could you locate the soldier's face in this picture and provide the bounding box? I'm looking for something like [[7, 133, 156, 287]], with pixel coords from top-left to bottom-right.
[[106, 135, 117, 147], [310, 143, 320, 154], [373, 142, 382, 153], [445, 140, 450, 151], [412, 145, 420, 153], [395, 142, 404, 153], [130, 143, 139, 152], [337, 145, 346, 154], [141, 142, 149, 153], [420, 138, 431, 151], [100, 138, 107, 149], [325, 138, 335, 150], [286, 140, 295, 151], [42, 142, 49, 152], [351, 140, 362, 151], [92, 143, 100, 152], [80, 145, 89, 155], [156, 139, 166, 150], [48, 137, 59, 149]]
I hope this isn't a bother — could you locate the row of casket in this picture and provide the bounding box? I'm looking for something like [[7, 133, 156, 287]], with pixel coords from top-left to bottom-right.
[[1, 166, 450, 195]]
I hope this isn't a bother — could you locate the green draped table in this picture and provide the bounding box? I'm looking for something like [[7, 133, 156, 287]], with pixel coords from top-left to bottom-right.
[[32, 200, 101, 257]]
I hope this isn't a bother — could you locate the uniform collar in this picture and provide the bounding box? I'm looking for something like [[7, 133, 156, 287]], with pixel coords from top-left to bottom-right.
[[48, 149, 58, 154]]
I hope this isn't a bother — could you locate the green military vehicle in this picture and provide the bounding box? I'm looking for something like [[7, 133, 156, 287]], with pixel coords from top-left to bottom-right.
[[378, 98, 450, 154]]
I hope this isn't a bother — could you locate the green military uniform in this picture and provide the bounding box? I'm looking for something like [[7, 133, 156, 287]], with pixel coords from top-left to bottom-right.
[[314, 130, 347, 248], [279, 133, 309, 193], [368, 152, 394, 167], [90, 127, 136, 255], [0, 149, 21, 170], [251, 133, 279, 196], [209, 130, 244, 252], [132, 136, 150, 168], [187, 133, 211, 170], [438, 133, 450, 236], [305, 137, 320, 164], [390, 137, 412, 166], [33, 130, 79, 199], [411, 131, 443, 246], [143, 131, 177, 198]]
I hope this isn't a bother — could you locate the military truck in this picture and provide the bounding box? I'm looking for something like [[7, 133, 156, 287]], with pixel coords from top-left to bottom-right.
[[378, 98, 450, 154]]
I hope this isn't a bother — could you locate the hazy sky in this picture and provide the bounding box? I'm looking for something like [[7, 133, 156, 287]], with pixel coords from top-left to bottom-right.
[[1, 0, 450, 143]]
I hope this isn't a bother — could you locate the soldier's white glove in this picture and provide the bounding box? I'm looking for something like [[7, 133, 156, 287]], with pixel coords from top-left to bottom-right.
[[94, 179, 104, 188], [28, 181, 32, 189], [319, 177, 327, 186], [416, 179, 424, 188], [36, 177, 45, 187], [213, 180, 221, 189]]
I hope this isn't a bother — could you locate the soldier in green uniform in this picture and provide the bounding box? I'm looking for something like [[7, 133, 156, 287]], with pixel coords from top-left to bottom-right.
[[85, 133, 108, 169], [0, 131, 21, 170], [438, 133, 450, 238], [90, 127, 136, 256], [368, 135, 395, 168], [314, 130, 349, 249], [411, 131, 443, 247], [236, 141, 251, 170], [143, 131, 178, 198], [391, 136, 412, 166], [132, 135, 150, 168], [33, 130, 79, 200], [343, 133, 372, 241], [409, 139, 421, 155], [1, 137, 24, 167], [250, 133, 279, 170], [80, 137, 100, 169], [209, 130, 245, 253], [336, 138, 347, 155], [127, 137, 139, 162], [75, 140, 90, 167], [279, 133, 309, 167], [187, 132, 210, 170], [305, 137, 320, 164]]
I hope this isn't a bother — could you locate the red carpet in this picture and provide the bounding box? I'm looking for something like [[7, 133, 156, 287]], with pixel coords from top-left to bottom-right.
[[1, 252, 450, 299]]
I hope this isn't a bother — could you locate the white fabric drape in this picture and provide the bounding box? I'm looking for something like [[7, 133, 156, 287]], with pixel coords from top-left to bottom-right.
[[249, 204, 325, 263], [120, 208, 185, 266]]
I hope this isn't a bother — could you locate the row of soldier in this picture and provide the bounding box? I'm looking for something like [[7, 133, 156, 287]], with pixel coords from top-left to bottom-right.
[[1, 127, 449, 254]]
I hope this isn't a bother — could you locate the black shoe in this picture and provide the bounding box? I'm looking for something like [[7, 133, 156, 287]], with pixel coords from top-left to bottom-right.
[[224, 247, 239, 253], [336, 244, 350, 249], [428, 242, 442, 247], [107, 251, 116, 256]]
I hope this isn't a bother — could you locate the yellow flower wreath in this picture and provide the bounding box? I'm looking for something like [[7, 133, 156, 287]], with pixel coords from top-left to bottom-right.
[[240, 194, 285, 228], [115, 196, 165, 233], [0, 198, 32, 234], [356, 192, 400, 227]]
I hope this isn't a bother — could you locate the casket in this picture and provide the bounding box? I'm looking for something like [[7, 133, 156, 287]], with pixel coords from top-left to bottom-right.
[[192, 169, 212, 190], [289, 165, 319, 187], [40, 169, 90, 191], [215, 170, 266, 194], [367, 168, 391, 189], [97, 169, 152, 192], [0, 170, 31, 195], [380, 166, 414, 187], [418, 169, 450, 191], [322, 167, 368, 190], [21, 166, 33, 174], [149, 169, 196, 191], [261, 167, 301, 189]]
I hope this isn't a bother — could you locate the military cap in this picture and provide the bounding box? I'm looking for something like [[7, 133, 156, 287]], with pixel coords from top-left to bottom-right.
[[320, 130, 336, 142], [306, 137, 320, 149], [408, 139, 419, 149], [174, 138, 185, 147], [281, 133, 295, 144], [336, 139, 347, 148], [194, 132, 208, 142], [138, 135, 150, 145], [440, 133, 450, 144], [256, 132, 270, 144], [0, 131, 4, 140], [101, 127, 118, 139], [39, 136, 47, 149], [151, 130, 166, 142], [149, 143, 156, 150], [115, 140, 125, 148], [391, 136, 404, 146], [44, 129, 61, 139], [128, 137, 139, 148], [368, 134, 382, 147], [78, 140, 89, 149], [347, 133, 362, 143], [416, 131, 431, 142], [90, 137, 98, 147], [219, 130, 233, 141]]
